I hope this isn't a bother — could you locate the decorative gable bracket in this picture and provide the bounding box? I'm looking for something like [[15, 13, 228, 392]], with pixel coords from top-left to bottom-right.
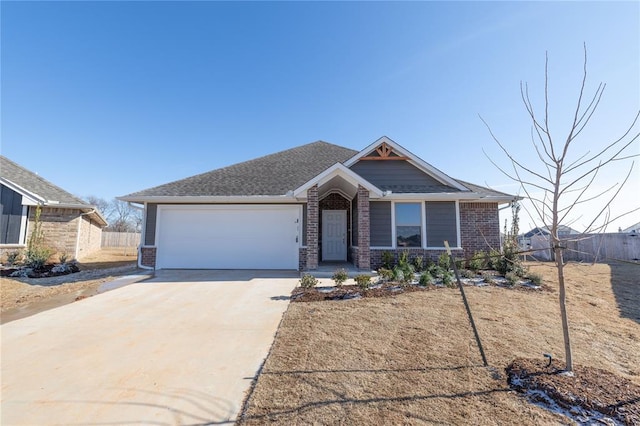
[[360, 142, 408, 160]]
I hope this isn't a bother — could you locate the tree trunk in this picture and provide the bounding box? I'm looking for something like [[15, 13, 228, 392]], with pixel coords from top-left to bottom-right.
[[555, 244, 573, 372]]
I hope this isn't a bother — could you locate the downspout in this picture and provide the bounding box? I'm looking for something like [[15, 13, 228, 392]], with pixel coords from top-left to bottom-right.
[[129, 202, 154, 271]]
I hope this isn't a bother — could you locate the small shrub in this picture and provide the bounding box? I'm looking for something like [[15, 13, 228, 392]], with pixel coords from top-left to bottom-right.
[[412, 255, 424, 272], [442, 271, 455, 288], [392, 266, 405, 283], [398, 250, 410, 266], [378, 267, 393, 282], [354, 274, 371, 290], [332, 268, 348, 287], [482, 272, 495, 284], [299, 274, 318, 289], [505, 271, 520, 286], [460, 269, 475, 279], [468, 250, 487, 271], [438, 252, 451, 270], [487, 249, 501, 270], [381, 251, 395, 269], [25, 246, 53, 270], [58, 252, 69, 264], [527, 272, 543, 286], [419, 273, 433, 287], [5, 250, 23, 266]]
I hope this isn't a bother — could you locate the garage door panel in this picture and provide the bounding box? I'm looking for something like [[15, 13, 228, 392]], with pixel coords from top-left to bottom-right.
[[156, 206, 300, 269]]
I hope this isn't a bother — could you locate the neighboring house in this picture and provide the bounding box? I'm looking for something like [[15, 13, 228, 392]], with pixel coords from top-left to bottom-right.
[[0, 156, 108, 261], [622, 222, 640, 234], [519, 225, 581, 249], [120, 137, 517, 271]]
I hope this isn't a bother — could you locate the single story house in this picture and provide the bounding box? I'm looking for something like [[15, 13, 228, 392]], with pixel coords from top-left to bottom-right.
[[120, 137, 517, 271], [0, 156, 108, 261]]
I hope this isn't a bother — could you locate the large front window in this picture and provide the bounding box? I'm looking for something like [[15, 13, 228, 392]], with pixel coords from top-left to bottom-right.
[[395, 203, 422, 247]]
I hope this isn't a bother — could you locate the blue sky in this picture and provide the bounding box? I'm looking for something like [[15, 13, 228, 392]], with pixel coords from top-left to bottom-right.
[[2, 1, 638, 232]]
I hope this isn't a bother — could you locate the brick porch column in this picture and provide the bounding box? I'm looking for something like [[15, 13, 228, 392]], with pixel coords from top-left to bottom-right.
[[306, 185, 319, 270], [357, 185, 370, 270]]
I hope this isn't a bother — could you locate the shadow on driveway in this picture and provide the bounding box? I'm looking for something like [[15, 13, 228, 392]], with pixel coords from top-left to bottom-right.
[[147, 269, 300, 283]]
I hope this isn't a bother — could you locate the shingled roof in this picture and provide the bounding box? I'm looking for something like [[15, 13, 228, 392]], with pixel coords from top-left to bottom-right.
[[124, 141, 359, 197], [0, 156, 88, 205]]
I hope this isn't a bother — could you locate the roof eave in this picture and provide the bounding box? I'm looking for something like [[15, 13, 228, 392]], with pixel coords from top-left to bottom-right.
[[292, 163, 384, 198], [117, 195, 300, 204]]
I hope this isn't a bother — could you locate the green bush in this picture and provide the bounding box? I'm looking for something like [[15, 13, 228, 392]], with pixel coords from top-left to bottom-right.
[[482, 272, 495, 284], [487, 249, 501, 270], [505, 271, 520, 286], [442, 271, 455, 288], [468, 250, 487, 271], [527, 272, 543, 286], [419, 273, 433, 287], [5, 250, 23, 266], [299, 274, 318, 289], [354, 274, 371, 290], [377, 267, 394, 282], [438, 252, 451, 270], [460, 269, 476, 279], [412, 255, 424, 272], [392, 266, 405, 283], [332, 268, 348, 287], [381, 251, 395, 269], [25, 246, 53, 270], [398, 250, 410, 267]]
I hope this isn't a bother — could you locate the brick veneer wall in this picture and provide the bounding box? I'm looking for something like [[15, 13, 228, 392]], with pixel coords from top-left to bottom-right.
[[298, 247, 307, 271], [356, 185, 370, 269], [459, 202, 501, 259], [76, 216, 103, 259], [319, 193, 351, 262], [306, 185, 319, 270], [30, 207, 81, 259], [140, 246, 156, 268]]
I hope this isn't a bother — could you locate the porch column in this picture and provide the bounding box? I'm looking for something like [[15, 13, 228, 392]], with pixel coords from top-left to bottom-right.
[[306, 185, 319, 270], [357, 185, 371, 270]]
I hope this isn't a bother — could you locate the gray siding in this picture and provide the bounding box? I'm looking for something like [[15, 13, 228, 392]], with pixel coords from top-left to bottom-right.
[[350, 160, 458, 193], [0, 185, 24, 244], [425, 201, 457, 247], [351, 196, 358, 246], [370, 201, 392, 246], [144, 204, 157, 245]]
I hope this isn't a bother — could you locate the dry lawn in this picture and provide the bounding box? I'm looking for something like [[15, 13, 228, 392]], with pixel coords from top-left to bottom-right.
[[240, 262, 639, 425], [1, 248, 138, 321]]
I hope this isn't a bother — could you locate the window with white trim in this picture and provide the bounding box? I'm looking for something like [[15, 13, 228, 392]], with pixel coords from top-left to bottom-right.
[[395, 203, 422, 247]]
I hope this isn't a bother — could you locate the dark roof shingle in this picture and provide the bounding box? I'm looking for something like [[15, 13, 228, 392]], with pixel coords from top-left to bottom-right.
[[124, 141, 358, 197], [0, 156, 88, 205]]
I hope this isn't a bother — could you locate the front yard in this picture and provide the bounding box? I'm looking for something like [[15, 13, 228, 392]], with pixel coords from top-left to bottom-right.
[[239, 262, 639, 424]]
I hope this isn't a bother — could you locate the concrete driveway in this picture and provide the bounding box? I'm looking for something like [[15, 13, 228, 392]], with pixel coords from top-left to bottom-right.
[[1, 270, 299, 425]]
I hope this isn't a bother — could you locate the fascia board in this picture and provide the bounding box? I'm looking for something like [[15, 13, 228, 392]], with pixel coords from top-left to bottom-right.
[[117, 195, 300, 204], [382, 193, 516, 203], [0, 177, 45, 205], [292, 163, 383, 198]]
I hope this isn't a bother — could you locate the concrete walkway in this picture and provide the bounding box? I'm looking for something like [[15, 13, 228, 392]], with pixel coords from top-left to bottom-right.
[[1, 270, 299, 425]]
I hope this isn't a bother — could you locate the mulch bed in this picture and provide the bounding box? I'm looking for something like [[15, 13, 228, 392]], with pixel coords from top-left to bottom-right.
[[291, 282, 433, 302], [1, 263, 80, 278], [506, 357, 640, 425]]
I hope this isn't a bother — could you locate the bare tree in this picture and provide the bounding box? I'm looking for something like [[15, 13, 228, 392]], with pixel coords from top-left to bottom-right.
[[84, 195, 111, 218], [83, 196, 142, 233], [481, 45, 639, 372]]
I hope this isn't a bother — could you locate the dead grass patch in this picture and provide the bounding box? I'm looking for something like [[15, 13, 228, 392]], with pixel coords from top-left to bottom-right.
[[239, 261, 639, 424]]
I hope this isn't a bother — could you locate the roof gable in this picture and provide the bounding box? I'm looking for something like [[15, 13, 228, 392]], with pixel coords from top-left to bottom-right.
[[344, 136, 468, 191]]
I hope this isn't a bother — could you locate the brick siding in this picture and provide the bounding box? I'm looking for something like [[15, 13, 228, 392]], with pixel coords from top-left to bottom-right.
[[356, 185, 371, 269], [298, 247, 307, 271], [306, 185, 319, 269], [459, 202, 500, 259], [29, 207, 81, 260], [140, 246, 157, 268]]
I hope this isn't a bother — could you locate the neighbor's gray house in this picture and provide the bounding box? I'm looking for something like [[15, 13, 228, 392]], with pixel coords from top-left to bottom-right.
[[119, 137, 516, 271], [0, 156, 108, 261]]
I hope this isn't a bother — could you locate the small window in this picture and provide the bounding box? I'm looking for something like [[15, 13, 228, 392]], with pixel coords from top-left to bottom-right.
[[395, 203, 422, 247]]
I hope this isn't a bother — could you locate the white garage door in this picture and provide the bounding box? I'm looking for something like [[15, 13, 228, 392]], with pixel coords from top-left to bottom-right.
[[156, 205, 300, 270]]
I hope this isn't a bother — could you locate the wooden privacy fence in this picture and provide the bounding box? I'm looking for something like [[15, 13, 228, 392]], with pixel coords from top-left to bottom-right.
[[101, 232, 141, 248], [529, 233, 640, 262]]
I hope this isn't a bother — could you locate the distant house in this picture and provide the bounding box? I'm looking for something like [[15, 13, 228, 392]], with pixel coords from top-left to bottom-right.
[[519, 225, 581, 250], [621, 222, 640, 234], [0, 156, 108, 261]]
